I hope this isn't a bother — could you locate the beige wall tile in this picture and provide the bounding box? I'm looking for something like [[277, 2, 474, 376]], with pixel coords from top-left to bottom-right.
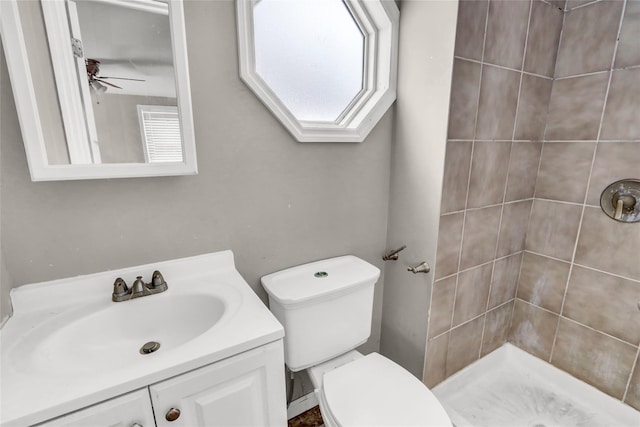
[[548, 0, 566, 10], [441, 141, 472, 214], [505, 142, 542, 202], [535, 142, 596, 203], [424, 333, 449, 388], [497, 200, 533, 257], [555, 0, 624, 77], [615, 0, 640, 68], [435, 213, 464, 279], [545, 73, 609, 141], [587, 142, 640, 206], [467, 141, 511, 208], [575, 207, 640, 280], [489, 252, 522, 309], [524, 1, 563, 77], [475, 66, 521, 140], [565, 0, 594, 9], [483, 0, 531, 70], [517, 252, 570, 313], [440, 141, 472, 214], [515, 74, 553, 141], [482, 302, 514, 356], [552, 319, 637, 399], [454, 0, 489, 62], [453, 263, 493, 326], [509, 299, 559, 361], [460, 205, 502, 270], [626, 354, 640, 411], [429, 276, 457, 338], [600, 68, 640, 140], [447, 316, 484, 377], [525, 199, 582, 261], [564, 266, 640, 345], [448, 59, 482, 140]]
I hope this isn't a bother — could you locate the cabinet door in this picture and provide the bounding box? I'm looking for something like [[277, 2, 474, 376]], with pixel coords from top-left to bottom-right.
[[36, 388, 155, 427], [150, 340, 286, 427]]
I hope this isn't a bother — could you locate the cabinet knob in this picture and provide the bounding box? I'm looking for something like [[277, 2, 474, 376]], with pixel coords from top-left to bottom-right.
[[165, 407, 181, 422]]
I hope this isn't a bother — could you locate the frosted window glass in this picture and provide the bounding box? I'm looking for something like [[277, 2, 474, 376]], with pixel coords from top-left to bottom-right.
[[253, 0, 364, 122]]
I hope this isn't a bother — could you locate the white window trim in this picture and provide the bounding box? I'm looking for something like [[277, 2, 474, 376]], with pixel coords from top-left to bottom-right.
[[236, 0, 399, 143]]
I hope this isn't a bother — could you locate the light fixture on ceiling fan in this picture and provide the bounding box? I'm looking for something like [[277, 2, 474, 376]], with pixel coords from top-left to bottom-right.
[[86, 58, 145, 93]]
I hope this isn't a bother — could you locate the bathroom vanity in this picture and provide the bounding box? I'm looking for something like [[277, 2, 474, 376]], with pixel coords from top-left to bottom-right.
[[0, 251, 286, 426]]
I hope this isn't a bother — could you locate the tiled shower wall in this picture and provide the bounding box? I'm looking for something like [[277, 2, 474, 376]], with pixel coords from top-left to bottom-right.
[[510, 0, 640, 410], [423, 0, 562, 386], [427, 0, 640, 411]]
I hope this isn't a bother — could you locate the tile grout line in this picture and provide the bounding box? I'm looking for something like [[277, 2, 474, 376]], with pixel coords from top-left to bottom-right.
[[442, 197, 536, 216], [508, 0, 550, 343], [480, 0, 533, 359], [548, 0, 627, 365], [515, 298, 639, 349], [569, 0, 603, 12], [535, 0, 567, 363], [443, 0, 490, 371], [431, 298, 515, 342], [622, 345, 640, 403], [436, 251, 525, 283], [602, 0, 634, 400], [522, 249, 640, 284], [554, 69, 610, 80], [453, 56, 554, 80]]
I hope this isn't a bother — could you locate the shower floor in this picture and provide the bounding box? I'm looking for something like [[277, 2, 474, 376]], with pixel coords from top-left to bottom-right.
[[433, 344, 640, 427]]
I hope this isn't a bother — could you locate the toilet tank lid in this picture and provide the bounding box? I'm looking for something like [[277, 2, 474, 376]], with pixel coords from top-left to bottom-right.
[[261, 256, 380, 306]]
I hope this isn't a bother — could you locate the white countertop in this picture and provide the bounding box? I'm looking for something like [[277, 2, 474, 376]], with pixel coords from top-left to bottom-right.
[[0, 250, 284, 426]]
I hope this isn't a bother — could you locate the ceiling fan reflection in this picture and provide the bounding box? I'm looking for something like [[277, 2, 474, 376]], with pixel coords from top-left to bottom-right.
[[86, 58, 145, 93]]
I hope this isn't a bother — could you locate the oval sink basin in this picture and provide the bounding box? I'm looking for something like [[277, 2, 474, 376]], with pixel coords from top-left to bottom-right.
[[11, 293, 226, 375]]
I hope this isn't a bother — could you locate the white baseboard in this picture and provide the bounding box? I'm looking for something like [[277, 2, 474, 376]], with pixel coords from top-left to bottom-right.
[[287, 392, 319, 419]]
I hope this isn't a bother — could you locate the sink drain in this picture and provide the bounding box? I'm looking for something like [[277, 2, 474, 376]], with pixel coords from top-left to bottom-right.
[[140, 341, 161, 354]]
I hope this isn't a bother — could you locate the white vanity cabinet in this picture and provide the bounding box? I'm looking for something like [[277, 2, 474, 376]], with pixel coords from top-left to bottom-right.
[[34, 389, 155, 427], [35, 341, 286, 427], [151, 341, 286, 426]]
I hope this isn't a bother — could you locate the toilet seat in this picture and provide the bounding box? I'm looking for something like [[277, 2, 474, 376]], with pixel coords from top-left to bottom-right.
[[320, 353, 452, 427]]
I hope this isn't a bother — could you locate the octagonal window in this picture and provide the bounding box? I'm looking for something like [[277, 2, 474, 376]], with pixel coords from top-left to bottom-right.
[[237, 0, 399, 142], [254, 0, 364, 122]]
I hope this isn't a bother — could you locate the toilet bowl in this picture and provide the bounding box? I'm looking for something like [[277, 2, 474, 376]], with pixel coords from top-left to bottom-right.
[[261, 255, 452, 426], [309, 351, 452, 427]]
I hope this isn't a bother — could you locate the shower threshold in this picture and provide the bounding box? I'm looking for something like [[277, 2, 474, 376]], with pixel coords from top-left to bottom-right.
[[433, 344, 639, 427]]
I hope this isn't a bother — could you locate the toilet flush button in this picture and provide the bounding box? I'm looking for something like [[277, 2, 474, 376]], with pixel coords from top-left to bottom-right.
[[314, 271, 328, 278]]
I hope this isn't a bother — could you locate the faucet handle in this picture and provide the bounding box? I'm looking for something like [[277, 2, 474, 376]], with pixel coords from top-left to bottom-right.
[[112, 277, 129, 300], [150, 270, 168, 291]]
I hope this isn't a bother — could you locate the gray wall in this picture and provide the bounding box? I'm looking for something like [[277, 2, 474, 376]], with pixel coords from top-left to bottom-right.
[[0, 252, 12, 324], [0, 0, 392, 358], [380, 0, 457, 378], [92, 94, 177, 163]]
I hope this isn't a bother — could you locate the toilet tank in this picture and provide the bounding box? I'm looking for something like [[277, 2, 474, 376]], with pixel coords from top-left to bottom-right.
[[261, 256, 380, 372]]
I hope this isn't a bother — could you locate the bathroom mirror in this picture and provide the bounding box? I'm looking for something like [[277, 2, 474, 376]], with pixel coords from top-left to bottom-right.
[[0, 0, 196, 181], [236, 0, 399, 143]]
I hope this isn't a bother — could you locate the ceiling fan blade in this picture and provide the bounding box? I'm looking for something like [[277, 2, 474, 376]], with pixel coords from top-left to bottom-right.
[[95, 78, 122, 89], [100, 76, 146, 82]]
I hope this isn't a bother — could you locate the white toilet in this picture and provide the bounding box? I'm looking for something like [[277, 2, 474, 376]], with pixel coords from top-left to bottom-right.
[[261, 255, 452, 427]]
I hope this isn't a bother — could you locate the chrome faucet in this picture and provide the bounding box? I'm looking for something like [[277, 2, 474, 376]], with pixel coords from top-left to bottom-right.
[[112, 270, 168, 302]]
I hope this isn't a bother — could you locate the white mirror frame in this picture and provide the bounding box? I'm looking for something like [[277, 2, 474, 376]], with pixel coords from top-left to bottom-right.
[[236, 0, 399, 143], [0, 0, 197, 181]]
